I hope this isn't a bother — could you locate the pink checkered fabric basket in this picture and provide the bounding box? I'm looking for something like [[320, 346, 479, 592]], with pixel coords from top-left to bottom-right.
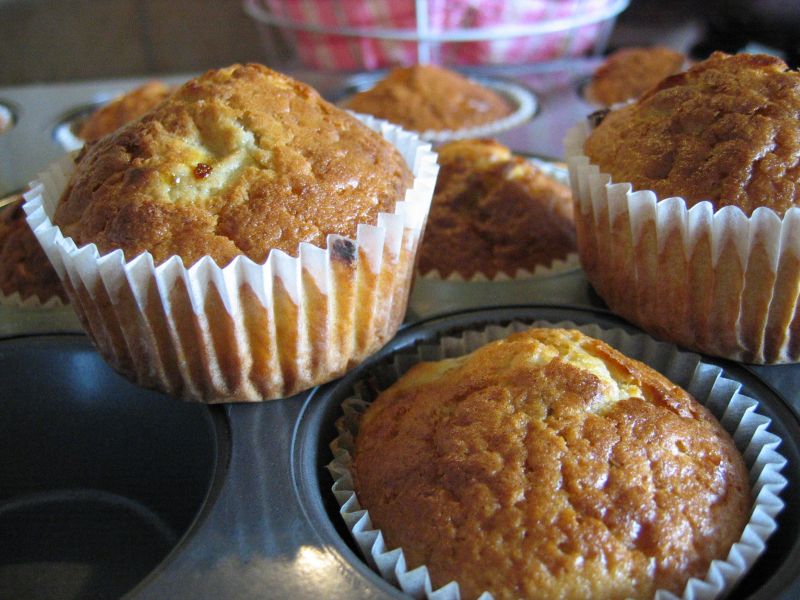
[[244, 0, 629, 71]]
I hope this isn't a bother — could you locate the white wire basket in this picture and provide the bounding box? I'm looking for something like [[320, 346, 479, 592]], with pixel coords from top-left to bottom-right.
[[244, 0, 630, 71]]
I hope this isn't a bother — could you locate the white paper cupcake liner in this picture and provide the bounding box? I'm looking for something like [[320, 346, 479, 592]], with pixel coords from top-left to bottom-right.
[[23, 116, 438, 403], [0, 290, 66, 309], [417, 252, 580, 282], [565, 122, 800, 364], [328, 320, 787, 600]]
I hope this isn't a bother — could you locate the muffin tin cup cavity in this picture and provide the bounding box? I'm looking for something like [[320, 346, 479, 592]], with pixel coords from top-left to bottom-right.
[[0, 288, 66, 309], [0, 100, 19, 195], [23, 116, 438, 403], [0, 335, 228, 600], [327, 319, 787, 600], [0, 101, 15, 136], [52, 103, 100, 152], [565, 123, 800, 365]]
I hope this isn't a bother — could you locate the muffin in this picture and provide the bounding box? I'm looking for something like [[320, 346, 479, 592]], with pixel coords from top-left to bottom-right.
[[25, 63, 438, 402], [0, 84, 173, 308], [351, 327, 750, 599], [342, 65, 535, 142], [78, 81, 172, 142], [417, 139, 576, 279], [566, 52, 800, 363], [584, 46, 685, 106], [0, 197, 66, 304]]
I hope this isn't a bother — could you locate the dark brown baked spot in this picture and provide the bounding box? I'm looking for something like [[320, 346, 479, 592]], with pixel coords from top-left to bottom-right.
[[331, 237, 356, 265], [587, 109, 610, 128]]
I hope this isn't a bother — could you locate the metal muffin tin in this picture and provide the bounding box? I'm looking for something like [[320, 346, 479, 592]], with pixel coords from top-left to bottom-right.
[[0, 63, 799, 599], [0, 306, 797, 600]]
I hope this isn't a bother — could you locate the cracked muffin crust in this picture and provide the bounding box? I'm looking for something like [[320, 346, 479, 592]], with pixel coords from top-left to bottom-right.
[[584, 52, 800, 216], [56, 63, 413, 267], [353, 327, 749, 600], [342, 65, 512, 133], [417, 139, 575, 279]]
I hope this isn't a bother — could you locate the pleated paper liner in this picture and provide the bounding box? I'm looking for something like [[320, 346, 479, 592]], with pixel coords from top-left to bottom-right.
[[0, 289, 66, 309], [565, 122, 800, 364], [329, 320, 787, 600], [23, 116, 438, 403]]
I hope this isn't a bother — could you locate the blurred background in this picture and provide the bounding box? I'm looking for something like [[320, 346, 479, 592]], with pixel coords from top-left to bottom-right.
[[0, 0, 795, 87]]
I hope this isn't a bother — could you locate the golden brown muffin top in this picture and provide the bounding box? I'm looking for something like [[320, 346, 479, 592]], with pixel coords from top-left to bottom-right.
[[417, 139, 575, 278], [0, 198, 67, 302], [343, 65, 512, 132], [78, 81, 172, 142], [56, 63, 413, 267], [354, 327, 749, 600], [585, 46, 685, 106], [584, 52, 800, 216]]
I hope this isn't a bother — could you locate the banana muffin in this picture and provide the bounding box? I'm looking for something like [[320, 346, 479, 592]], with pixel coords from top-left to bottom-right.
[[568, 52, 800, 362], [56, 64, 413, 267], [78, 81, 172, 142], [28, 63, 436, 402], [584, 46, 685, 106], [417, 139, 575, 279], [354, 327, 750, 599], [0, 197, 66, 303], [342, 64, 513, 133]]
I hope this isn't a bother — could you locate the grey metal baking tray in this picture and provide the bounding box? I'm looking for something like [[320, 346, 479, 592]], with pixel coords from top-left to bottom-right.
[[1, 304, 799, 599]]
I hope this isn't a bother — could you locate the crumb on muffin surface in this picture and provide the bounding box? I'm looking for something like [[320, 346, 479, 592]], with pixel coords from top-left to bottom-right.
[[354, 327, 750, 600]]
